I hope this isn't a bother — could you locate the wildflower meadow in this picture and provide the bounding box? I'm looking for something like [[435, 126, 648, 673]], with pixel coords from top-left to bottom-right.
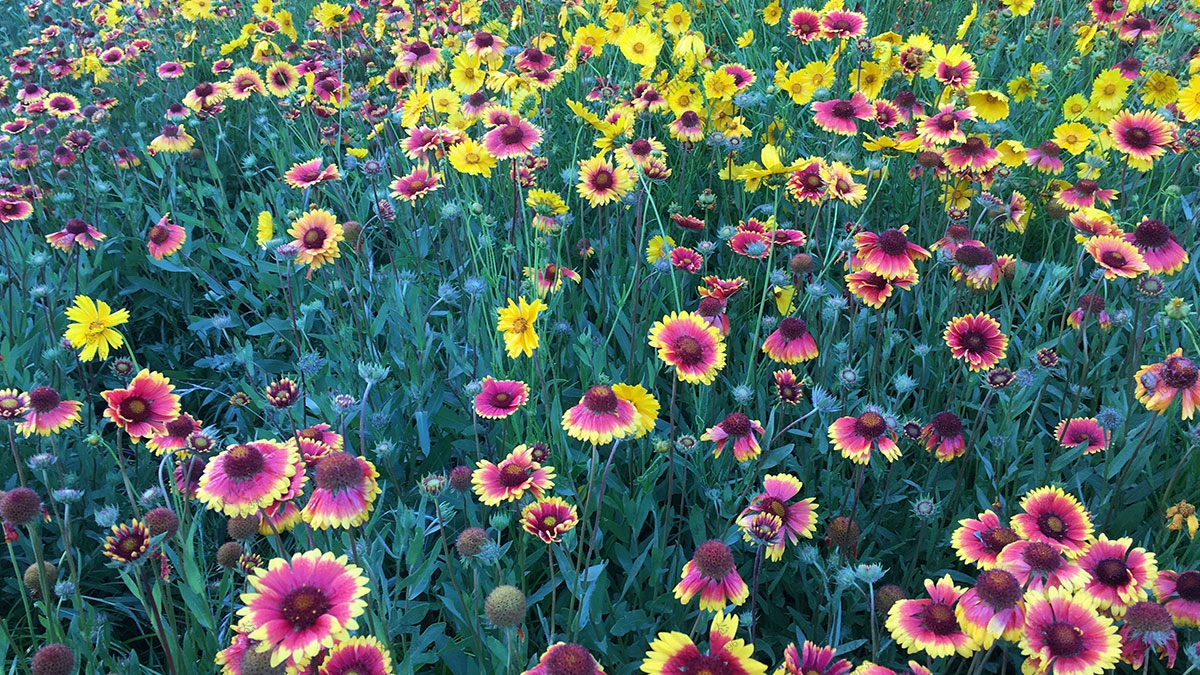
[[3, 0, 1200, 673]]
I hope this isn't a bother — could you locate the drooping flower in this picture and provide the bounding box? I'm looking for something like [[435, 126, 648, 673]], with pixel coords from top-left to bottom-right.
[[943, 313, 1008, 372], [852, 226, 930, 280], [997, 540, 1089, 592], [146, 413, 202, 456], [561, 385, 640, 445], [521, 497, 579, 544], [497, 297, 548, 359], [673, 540, 749, 611], [302, 452, 381, 530], [101, 370, 181, 441], [1076, 535, 1157, 617], [702, 413, 766, 462], [737, 474, 818, 562], [64, 295, 129, 362], [1054, 418, 1109, 454], [1125, 217, 1188, 275], [922, 411, 966, 462], [15, 386, 81, 437], [641, 611, 766, 675], [886, 575, 979, 658], [197, 440, 299, 517], [955, 569, 1025, 648], [1011, 486, 1095, 558], [1019, 586, 1120, 675], [318, 635, 394, 675], [762, 317, 818, 364], [648, 312, 727, 385], [146, 213, 186, 260], [1154, 569, 1200, 627], [238, 550, 369, 668], [46, 218, 105, 251], [1118, 601, 1178, 670], [472, 444, 555, 506], [473, 377, 529, 419], [1135, 349, 1200, 420], [828, 408, 902, 465], [812, 93, 874, 136]]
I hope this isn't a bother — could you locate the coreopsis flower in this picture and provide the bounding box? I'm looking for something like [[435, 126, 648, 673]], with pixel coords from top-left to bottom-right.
[[673, 540, 749, 611], [289, 209, 344, 273], [46, 218, 105, 251], [853, 226, 930, 280], [828, 408, 901, 465], [737, 474, 818, 561], [524, 643, 605, 675], [886, 575, 979, 658], [283, 157, 340, 189], [1076, 534, 1157, 617], [302, 452, 380, 530], [618, 22, 663, 68], [473, 377, 529, 419], [1165, 501, 1198, 538], [1109, 110, 1174, 165], [64, 295, 129, 361], [472, 444, 555, 506], [197, 441, 299, 517], [319, 635, 394, 675], [922, 411, 966, 462], [496, 297, 548, 359], [1019, 587, 1120, 675], [103, 520, 152, 564], [1012, 486, 1095, 558], [648, 312, 727, 385], [448, 138, 498, 178], [641, 611, 766, 674], [521, 497, 579, 544], [1085, 235, 1148, 280], [943, 313, 1008, 372], [1119, 601, 1178, 670], [702, 413, 765, 462], [1125, 217, 1188, 275], [16, 386, 81, 437], [146, 213, 186, 260], [101, 370, 181, 441], [762, 317, 818, 364], [238, 550, 369, 668], [776, 642, 851, 675], [561, 385, 640, 445], [1135, 349, 1200, 419], [1154, 569, 1200, 626], [955, 569, 1025, 648], [952, 510, 1020, 569], [1054, 418, 1109, 454]]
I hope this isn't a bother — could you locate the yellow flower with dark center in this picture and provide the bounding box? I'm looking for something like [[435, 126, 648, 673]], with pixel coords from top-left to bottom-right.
[[64, 295, 130, 361]]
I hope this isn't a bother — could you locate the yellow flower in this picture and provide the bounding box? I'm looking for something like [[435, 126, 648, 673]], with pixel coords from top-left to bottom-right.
[[257, 210, 274, 248], [1166, 500, 1198, 538], [1052, 122, 1093, 155], [968, 90, 1009, 123], [1090, 69, 1130, 111], [1178, 78, 1200, 122], [447, 138, 497, 177], [735, 30, 754, 48], [64, 295, 130, 362], [617, 22, 662, 69], [762, 0, 782, 25], [1141, 71, 1178, 109], [645, 234, 675, 263], [449, 52, 485, 95], [1002, 0, 1034, 16], [773, 285, 796, 315], [663, 2, 691, 36], [497, 297, 548, 359], [1062, 93, 1088, 121], [703, 70, 737, 100], [956, 3, 977, 39], [849, 61, 885, 100]]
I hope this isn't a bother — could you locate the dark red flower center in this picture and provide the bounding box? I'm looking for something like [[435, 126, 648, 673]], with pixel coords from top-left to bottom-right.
[[779, 317, 808, 340], [65, 218, 89, 235], [1123, 601, 1173, 635], [279, 585, 331, 630], [679, 111, 700, 127], [119, 396, 152, 424], [692, 539, 734, 579], [1037, 141, 1061, 157], [959, 136, 985, 155], [1078, 294, 1105, 312], [497, 463, 531, 488], [164, 415, 195, 438], [954, 245, 994, 267], [1042, 622, 1084, 658], [1022, 542, 1063, 572], [490, 391, 512, 406], [582, 385, 618, 414], [919, 603, 959, 635], [759, 496, 788, 519], [697, 297, 724, 317], [1100, 250, 1127, 269], [590, 170, 613, 189], [930, 411, 962, 437], [499, 125, 526, 146], [630, 138, 652, 155], [1175, 570, 1200, 601], [1093, 558, 1130, 588], [854, 411, 887, 439], [1073, 179, 1099, 196], [1133, 219, 1171, 249], [831, 100, 856, 119], [979, 525, 1019, 555], [975, 569, 1021, 608], [149, 225, 171, 245], [1129, 16, 1151, 30], [934, 113, 957, 132], [720, 413, 753, 438], [194, 82, 214, 97], [1161, 356, 1199, 389], [1123, 127, 1152, 149], [315, 452, 362, 491], [27, 386, 61, 413], [961, 330, 988, 353], [876, 229, 909, 256], [673, 335, 708, 366], [223, 444, 265, 480], [303, 228, 327, 248], [543, 643, 595, 675], [679, 654, 730, 675], [1037, 512, 1069, 540], [473, 32, 494, 48]]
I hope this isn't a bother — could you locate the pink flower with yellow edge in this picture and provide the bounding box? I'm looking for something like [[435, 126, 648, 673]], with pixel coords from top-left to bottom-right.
[[1055, 418, 1109, 454], [283, 157, 341, 189], [1125, 217, 1188, 275], [1135, 348, 1200, 420], [852, 225, 930, 280], [101, 369, 181, 441], [237, 550, 369, 668], [561, 385, 640, 445], [761, 317, 818, 364], [996, 540, 1089, 592], [197, 440, 299, 518], [943, 313, 1008, 372], [259, 447, 307, 535], [955, 569, 1025, 648], [521, 497, 579, 544], [474, 377, 529, 419], [1011, 486, 1095, 558], [702, 413, 765, 462], [1076, 534, 1157, 617], [1085, 235, 1148, 280], [1019, 586, 1120, 675], [524, 643, 605, 675], [146, 213, 186, 260], [318, 635, 393, 675], [302, 452, 381, 530], [145, 413, 202, 456], [648, 312, 727, 385], [922, 411, 965, 462], [46, 218, 105, 251], [885, 575, 979, 658], [641, 611, 767, 675], [951, 510, 1019, 569], [1154, 569, 1200, 627], [828, 408, 901, 465], [737, 474, 818, 562], [672, 540, 749, 611], [471, 444, 555, 506], [776, 641, 851, 675], [15, 386, 81, 437]]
